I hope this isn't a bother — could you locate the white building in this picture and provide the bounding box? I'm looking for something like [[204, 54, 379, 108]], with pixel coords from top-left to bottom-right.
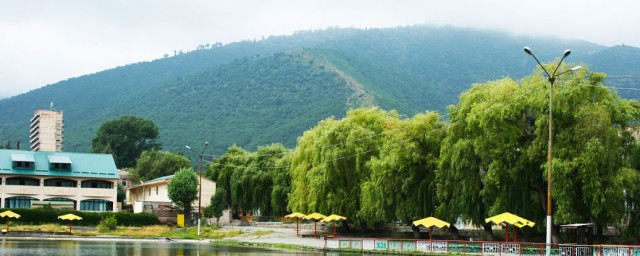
[[0, 149, 118, 212], [30, 109, 64, 152]]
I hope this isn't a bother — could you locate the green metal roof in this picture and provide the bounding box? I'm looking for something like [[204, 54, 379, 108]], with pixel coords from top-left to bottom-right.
[[0, 149, 118, 179], [11, 153, 35, 162], [129, 174, 174, 189]]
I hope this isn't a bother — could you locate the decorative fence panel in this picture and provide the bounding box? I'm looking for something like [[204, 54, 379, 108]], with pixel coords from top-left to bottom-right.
[[325, 237, 639, 256]]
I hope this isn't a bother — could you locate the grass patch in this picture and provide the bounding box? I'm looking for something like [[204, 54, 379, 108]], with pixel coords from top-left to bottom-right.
[[9, 224, 68, 232], [244, 230, 274, 236], [6, 224, 245, 240], [211, 240, 314, 251], [101, 225, 173, 237], [158, 226, 243, 239]]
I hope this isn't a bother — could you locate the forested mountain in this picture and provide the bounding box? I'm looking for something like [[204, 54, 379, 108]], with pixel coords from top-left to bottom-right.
[[1, 26, 639, 156]]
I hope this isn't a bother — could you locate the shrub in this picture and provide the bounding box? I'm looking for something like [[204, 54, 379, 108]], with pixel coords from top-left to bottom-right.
[[98, 214, 117, 232], [0, 208, 159, 226]]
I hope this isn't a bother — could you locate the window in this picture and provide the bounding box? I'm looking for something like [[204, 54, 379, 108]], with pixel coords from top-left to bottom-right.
[[155, 186, 159, 195], [80, 199, 113, 212], [5, 196, 38, 208], [81, 180, 113, 189], [50, 163, 71, 171], [14, 161, 34, 170], [6, 177, 39, 186], [148, 188, 151, 196], [44, 178, 77, 187], [44, 197, 77, 209]]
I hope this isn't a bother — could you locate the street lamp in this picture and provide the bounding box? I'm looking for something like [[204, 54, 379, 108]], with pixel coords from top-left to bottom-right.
[[185, 141, 209, 237], [524, 47, 581, 255]]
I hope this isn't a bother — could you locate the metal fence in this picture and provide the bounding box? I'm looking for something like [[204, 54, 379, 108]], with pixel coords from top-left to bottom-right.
[[325, 237, 640, 256]]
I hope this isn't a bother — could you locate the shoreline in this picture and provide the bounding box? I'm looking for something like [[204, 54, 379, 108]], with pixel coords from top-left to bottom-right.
[[1, 234, 212, 244], [1, 225, 328, 249]]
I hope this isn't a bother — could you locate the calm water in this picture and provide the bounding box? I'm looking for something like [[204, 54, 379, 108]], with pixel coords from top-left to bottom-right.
[[0, 238, 360, 256]]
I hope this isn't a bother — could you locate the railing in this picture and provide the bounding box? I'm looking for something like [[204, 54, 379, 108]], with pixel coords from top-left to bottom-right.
[[325, 237, 640, 256]]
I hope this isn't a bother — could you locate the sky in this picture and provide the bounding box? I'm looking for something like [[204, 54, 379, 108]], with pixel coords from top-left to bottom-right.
[[1, 0, 639, 98]]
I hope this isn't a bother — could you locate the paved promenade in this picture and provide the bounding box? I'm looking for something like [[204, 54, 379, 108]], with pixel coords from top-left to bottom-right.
[[219, 225, 327, 249]]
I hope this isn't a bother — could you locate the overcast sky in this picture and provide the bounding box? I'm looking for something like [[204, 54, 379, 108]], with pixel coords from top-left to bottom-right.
[[1, 0, 638, 98]]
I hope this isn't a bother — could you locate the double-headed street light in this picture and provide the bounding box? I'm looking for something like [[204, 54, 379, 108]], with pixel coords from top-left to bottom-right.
[[524, 47, 581, 255], [185, 141, 209, 237]]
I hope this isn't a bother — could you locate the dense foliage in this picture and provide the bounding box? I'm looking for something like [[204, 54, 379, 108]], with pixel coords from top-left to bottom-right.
[[208, 187, 228, 224], [203, 67, 640, 240], [207, 143, 291, 216], [288, 108, 445, 226], [436, 66, 640, 241], [1, 27, 639, 156], [168, 168, 199, 222], [132, 150, 191, 182], [91, 115, 161, 168]]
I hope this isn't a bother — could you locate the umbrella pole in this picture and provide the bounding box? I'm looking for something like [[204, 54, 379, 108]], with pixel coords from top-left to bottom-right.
[[68, 221, 72, 233], [314, 221, 317, 238], [514, 228, 517, 242], [333, 222, 336, 238], [505, 225, 509, 242], [7, 218, 9, 232], [429, 227, 433, 242], [296, 219, 299, 237]]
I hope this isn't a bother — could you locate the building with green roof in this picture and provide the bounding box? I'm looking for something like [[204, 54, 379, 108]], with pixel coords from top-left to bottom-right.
[[0, 149, 118, 212]]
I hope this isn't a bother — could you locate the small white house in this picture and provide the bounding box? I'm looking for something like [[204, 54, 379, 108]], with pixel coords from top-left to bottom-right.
[[125, 174, 230, 224]]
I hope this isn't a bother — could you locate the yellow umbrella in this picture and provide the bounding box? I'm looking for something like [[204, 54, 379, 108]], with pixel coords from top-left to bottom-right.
[[485, 212, 535, 242], [284, 212, 307, 237], [412, 216, 450, 242], [321, 214, 347, 238], [304, 213, 327, 238], [0, 210, 21, 232], [58, 214, 83, 233]]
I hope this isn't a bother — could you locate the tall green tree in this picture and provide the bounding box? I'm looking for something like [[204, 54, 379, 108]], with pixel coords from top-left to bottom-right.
[[623, 144, 640, 239], [132, 150, 191, 182], [91, 115, 161, 168], [289, 108, 391, 226], [436, 66, 640, 241], [168, 168, 199, 223], [207, 144, 291, 216], [209, 187, 228, 224], [360, 112, 446, 225]]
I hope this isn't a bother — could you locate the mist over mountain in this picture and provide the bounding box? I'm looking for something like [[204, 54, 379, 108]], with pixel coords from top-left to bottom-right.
[[1, 26, 639, 156]]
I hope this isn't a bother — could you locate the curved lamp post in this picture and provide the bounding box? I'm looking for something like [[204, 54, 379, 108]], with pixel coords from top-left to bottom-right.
[[524, 47, 581, 256], [185, 141, 209, 237]]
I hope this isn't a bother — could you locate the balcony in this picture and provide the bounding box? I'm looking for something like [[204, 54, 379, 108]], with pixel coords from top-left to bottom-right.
[[2, 185, 41, 196], [29, 126, 39, 134], [79, 187, 116, 198]]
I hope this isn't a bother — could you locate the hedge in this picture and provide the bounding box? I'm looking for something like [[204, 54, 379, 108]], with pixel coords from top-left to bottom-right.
[[0, 208, 159, 226]]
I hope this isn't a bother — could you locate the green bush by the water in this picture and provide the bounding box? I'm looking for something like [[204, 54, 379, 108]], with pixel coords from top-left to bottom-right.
[[0, 208, 159, 226], [97, 214, 118, 232]]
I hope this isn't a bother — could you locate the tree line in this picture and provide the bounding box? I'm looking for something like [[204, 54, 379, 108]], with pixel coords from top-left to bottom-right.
[[205, 66, 640, 241]]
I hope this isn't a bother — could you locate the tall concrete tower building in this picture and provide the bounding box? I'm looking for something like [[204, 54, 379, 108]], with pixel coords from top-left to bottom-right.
[[29, 107, 64, 152]]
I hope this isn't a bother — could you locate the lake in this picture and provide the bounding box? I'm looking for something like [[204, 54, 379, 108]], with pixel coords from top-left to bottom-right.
[[0, 238, 359, 256]]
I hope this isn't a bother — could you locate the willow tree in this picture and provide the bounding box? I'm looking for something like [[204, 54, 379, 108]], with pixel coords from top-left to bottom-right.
[[288, 108, 389, 225], [436, 66, 640, 241], [207, 143, 291, 217], [207, 145, 250, 212], [360, 112, 446, 225]]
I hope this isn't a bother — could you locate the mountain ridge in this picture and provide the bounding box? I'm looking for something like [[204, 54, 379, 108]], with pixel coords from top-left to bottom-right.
[[1, 26, 639, 158]]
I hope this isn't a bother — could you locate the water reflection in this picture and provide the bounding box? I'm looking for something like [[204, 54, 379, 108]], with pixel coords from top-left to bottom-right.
[[0, 238, 363, 256]]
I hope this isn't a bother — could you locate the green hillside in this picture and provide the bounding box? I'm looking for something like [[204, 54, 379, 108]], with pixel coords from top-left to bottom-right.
[[1, 26, 639, 156]]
